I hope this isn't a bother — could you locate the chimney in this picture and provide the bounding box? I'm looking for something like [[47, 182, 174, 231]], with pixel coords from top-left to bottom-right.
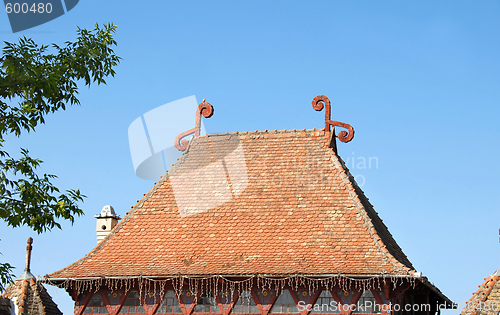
[[95, 205, 121, 243]]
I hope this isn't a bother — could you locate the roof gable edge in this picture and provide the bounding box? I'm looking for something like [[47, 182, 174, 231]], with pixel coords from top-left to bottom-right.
[[327, 150, 414, 274], [47, 143, 195, 278]]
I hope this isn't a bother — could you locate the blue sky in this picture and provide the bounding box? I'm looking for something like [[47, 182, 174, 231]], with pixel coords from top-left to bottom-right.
[[1, 1, 499, 314]]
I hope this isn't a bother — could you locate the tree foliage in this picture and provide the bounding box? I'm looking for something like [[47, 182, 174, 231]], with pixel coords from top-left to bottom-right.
[[0, 23, 120, 291]]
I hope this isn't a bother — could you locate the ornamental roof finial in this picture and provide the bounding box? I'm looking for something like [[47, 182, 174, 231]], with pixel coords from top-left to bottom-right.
[[174, 99, 214, 151], [16, 237, 35, 280], [312, 95, 354, 153], [25, 237, 33, 272]]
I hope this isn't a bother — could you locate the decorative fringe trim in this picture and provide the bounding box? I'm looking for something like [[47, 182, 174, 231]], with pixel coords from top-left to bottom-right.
[[41, 274, 418, 304]]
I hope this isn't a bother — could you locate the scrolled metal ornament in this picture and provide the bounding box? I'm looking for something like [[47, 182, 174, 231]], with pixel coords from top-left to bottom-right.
[[174, 100, 214, 151], [312, 95, 354, 150], [331, 121, 354, 143]]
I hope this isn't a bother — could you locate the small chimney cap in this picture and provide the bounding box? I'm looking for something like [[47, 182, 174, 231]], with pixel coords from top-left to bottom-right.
[[95, 205, 120, 219]]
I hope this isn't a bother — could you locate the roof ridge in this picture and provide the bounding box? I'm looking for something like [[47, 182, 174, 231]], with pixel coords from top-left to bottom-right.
[[17, 279, 31, 315], [327, 150, 414, 274], [461, 273, 500, 315], [199, 128, 322, 137]]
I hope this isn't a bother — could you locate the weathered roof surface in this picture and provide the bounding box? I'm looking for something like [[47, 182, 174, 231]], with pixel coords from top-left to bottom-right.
[[0, 297, 11, 315], [1, 278, 62, 315], [49, 129, 414, 279], [461, 268, 500, 315]]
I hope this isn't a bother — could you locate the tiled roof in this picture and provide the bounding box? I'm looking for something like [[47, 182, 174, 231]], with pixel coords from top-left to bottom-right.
[[461, 268, 500, 315], [1, 278, 62, 315], [49, 129, 414, 279]]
